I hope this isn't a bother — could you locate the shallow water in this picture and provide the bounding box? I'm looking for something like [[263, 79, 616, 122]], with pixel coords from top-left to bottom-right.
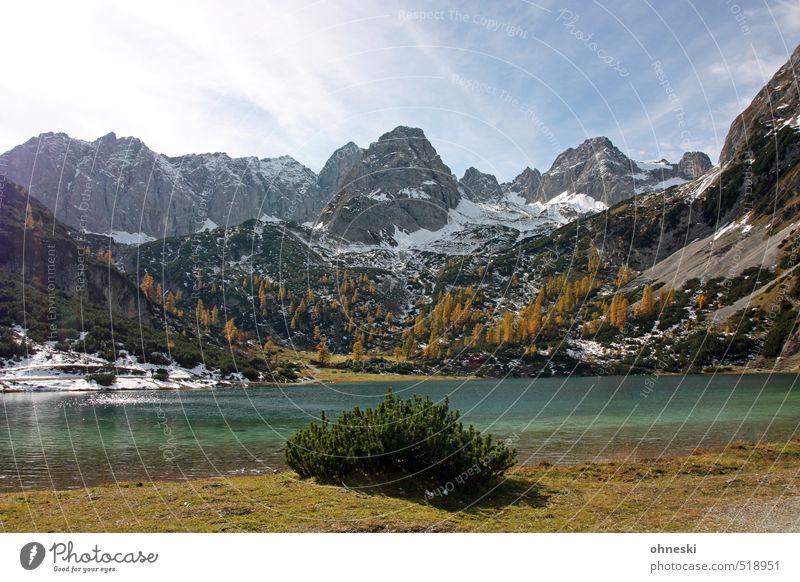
[[1, 374, 799, 491]]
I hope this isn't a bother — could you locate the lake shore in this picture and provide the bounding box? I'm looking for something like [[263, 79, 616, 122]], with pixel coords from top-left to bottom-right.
[[3, 439, 798, 532], [4, 366, 797, 392]]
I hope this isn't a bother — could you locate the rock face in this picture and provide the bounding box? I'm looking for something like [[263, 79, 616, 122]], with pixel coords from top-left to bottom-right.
[[317, 126, 461, 244], [459, 167, 503, 201], [678, 151, 713, 179], [503, 167, 543, 203], [533, 136, 709, 206], [0, 180, 145, 320], [720, 44, 800, 165], [497, 142, 711, 207], [1, 132, 327, 239], [317, 141, 364, 200]]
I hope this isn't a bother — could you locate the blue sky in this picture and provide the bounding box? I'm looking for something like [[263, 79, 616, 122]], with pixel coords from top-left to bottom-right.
[[2, 0, 799, 181]]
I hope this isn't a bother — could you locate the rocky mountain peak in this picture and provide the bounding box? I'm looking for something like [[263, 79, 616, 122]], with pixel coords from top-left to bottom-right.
[[317, 141, 364, 200], [459, 167, 504, 202], [583, 136, 614, 149], [533, 136, 713, 205], [377, 125, 427, 141], [317, 126, 461, 245], [503, 166, 544, 203], [678, 151, 713, 179]]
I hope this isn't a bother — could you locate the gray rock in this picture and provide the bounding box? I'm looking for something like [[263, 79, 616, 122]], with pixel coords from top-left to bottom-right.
[[318, 126, 461, 245], [317, 141, 364, 201], [1, 132, 327, 239], [534, 136, 711, 205], [459, 167, 504, 202], [502, 167, 543, 203], [678, 152, 713, 179]]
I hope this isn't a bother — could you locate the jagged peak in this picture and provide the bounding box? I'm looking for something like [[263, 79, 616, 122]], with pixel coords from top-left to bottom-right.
[[335, 140, 360, 151], [461, 166, 490, 180], [579, 136, 616, 150], [514, 166, 541, 179], [377, 126, 427, 142]]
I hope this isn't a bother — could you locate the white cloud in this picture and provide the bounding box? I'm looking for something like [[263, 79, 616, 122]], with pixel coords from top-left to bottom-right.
[[773, 0, 800, 33], [707, 54, 787, 86]]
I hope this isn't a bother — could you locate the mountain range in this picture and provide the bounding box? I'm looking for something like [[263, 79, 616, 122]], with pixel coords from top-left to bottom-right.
[[0, 43, 798, 387], [2, 121, 710, 244]]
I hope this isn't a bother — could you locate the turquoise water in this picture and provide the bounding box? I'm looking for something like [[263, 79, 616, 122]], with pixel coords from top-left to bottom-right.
[[1, 374, 799, 491]]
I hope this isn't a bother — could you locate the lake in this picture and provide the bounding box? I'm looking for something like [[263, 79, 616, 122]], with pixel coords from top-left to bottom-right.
[[1, 374, 799, 491]]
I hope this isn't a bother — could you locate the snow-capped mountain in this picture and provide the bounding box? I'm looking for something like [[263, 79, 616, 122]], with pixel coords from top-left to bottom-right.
[[461, 139, 711, 208], [2, 127, 709, 247], [1, 132, 327, 240], [315, 127, 616, 249], [534, 136, 712, 205]]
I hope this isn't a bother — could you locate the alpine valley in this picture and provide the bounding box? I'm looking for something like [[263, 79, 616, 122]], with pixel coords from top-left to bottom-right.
[[1, 45, 798, 390]]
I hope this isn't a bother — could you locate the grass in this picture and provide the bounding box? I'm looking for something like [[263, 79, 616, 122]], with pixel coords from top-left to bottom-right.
[[267, 348, 471, 384], [2, 440, 798, 532]]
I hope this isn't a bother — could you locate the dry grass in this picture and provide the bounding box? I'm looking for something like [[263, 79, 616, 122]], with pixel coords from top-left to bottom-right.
[[1, 440, 798, 533]]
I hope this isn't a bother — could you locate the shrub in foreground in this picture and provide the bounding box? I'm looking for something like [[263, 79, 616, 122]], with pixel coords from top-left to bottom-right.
[[285, 390, 516, 489]]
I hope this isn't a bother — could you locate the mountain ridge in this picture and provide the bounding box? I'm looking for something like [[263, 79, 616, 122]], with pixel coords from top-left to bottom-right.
[[3, 127, 712, 244]]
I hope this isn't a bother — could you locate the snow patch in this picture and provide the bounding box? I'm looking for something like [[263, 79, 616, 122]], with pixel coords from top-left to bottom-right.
[[398, 187, 431, 200], [547, 191, 608, 213], [635, 160, 672, 171], [712, 212, 752, 241], [635, 177, 688, 194], [198, 218, 218, 232], [90, 230, 157, 244]]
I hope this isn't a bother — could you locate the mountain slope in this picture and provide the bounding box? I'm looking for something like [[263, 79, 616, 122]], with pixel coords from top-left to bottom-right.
[[0, 180, 143, 320], [639, 43, 800, 287]]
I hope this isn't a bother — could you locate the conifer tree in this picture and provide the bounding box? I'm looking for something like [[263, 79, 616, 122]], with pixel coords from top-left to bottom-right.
[[351, 334, 365, 361], [195, 299, 210, 329], [24, 202, 34, 230], [258, 283, 268, 315], [224, 318, 239, 344], [501, 312, 515, 344], [316, 338, 331, 365], [659, 286, 674, 310], [641, 284, 655, 315], [140, 273, 155, 300]]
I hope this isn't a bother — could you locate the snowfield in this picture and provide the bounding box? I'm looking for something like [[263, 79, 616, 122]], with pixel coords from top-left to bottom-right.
[[0, 329, 220, 392]]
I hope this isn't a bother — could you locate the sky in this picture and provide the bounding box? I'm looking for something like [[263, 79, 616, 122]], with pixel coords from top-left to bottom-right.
[[2, 0, 799, 182]]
